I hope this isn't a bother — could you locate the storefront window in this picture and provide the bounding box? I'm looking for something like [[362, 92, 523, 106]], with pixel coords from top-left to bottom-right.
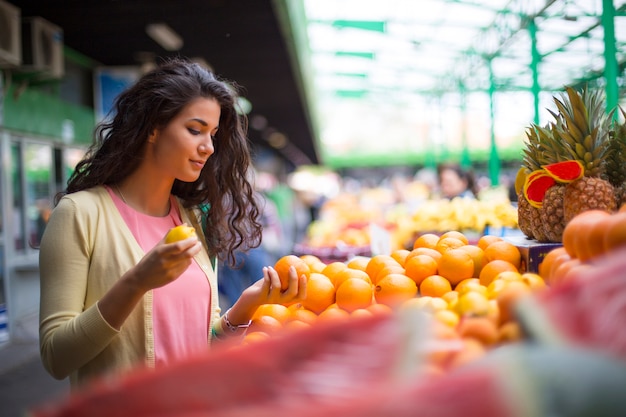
[[24, 143, 53, 249], [10, 142, 25, 251]]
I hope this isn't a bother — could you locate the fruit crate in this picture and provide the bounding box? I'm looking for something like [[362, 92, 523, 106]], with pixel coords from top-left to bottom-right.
[[504, 235, 563, 274]]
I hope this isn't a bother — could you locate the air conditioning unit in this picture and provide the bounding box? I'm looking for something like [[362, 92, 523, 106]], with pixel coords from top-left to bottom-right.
[[0, 0, 21, 68], [21, 16, 64, 79]]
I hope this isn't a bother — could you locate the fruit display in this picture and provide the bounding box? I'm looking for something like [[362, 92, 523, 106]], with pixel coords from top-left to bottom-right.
[[32, 228, 626, 417], [517, 86, 626, 242]]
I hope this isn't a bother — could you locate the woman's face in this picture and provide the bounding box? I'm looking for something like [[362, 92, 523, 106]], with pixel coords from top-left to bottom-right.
[[439, 168, 467, 198], [149, 97, 221, 183]]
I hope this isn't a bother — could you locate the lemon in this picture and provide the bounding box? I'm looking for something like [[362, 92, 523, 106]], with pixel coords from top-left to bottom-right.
[[165, 224, 197, 243]]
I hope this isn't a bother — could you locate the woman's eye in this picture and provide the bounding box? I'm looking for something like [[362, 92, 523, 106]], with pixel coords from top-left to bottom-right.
[[188, 128, 200, 135]]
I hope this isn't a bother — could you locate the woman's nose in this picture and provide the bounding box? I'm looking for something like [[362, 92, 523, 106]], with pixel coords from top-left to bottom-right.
[[199, 135, 214, 155]]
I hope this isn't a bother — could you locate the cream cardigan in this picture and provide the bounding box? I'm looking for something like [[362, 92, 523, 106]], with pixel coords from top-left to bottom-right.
[[39, 186, 221, 388]]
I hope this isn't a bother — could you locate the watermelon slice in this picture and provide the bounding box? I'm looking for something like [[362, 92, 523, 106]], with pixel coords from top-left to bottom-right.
[[523, 170, 556, 209], [542, 160, 584, 183]]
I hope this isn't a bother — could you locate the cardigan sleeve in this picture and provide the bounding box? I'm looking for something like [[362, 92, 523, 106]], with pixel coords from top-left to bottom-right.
[[39, 196, 120, 380]]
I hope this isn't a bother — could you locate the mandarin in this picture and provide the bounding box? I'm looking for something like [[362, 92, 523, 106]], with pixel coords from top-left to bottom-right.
[[333, 268, 372, 288], [365, 255, 399, 282], [321, 261, 348, 282], [274, 255, 311, 291], [317, 305, 351, 322], [483, 240, 521, 269], [406, 247, 442, 264], [413, 233, 441, 249], [457, 316, 499, 346], [404, 254, 438, 286], [374, 273, 418, 307], [302, 272, 336, 314], [335, 277, 374, 312], [437, 248, 474, 286], [289, 307, 318, 325], [434, 309, 460, 328], [580, 214, 614, 261], [346, 256, 371, 272], [390, 249, 411, 266], [399, 295, 448, 313], [455, 291, 490, 317], [602, 212, 626, 253], [454, 278, 487, 296], [367, 303, 394, 316], [248, 315, 282, 334], [435, 237, 466, 254], [251, 303, 291, 323], [477, 235, 503, 251], [459, 244, 486, 278], [241, 331, 270, 346], [351, 308, 374, 319], [538, 246, 567, 280], [562, 209, 611, 259], [478, 259, 519, 287], [419, 274, 453, 298], [440, 230, 469, 245], [496, 281, 531, 324], [373, 264, 406, 284]]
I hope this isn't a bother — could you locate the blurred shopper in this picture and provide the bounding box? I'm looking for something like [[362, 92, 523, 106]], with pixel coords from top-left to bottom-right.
[[38, 58, 305, 389], [437, 163, 477, 199]]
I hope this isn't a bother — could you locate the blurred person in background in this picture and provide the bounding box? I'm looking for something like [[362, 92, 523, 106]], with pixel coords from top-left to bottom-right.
[[437, 162, 477, 200]]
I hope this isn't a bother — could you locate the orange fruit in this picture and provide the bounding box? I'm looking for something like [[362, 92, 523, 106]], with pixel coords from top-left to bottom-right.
[[335, 278, 374, 312], [289, 307, 318, 325], [449, 338, 486, 369], [346, 256, 371, 271], [390, 249, 411, 266], [406, 247, 442, 264], [251, 303, 291, 323], [321, 261, 348, 282], [301, 272, 336, 314], [371, 265, 405, 286], [479, 259, 519, 287], [498, 321, 522, 343], [437, 248, 474, 286], [283, 320, 312, 333], [494, 270, 523, 283], [603, 212, 626, 253], [419, 275, 452, 298], [318, 305, 350, 322], [399, 295, 448, 313], [367, 303, 394, 316], [439, 231, 469, 245], [274, 255, 311, 291], [413, 233, 440, 250], [435, 237, 466, 254], [165, 224, 197, 243], [241, 331, 270, 345], [538, 246, 567, 280], [496, 281, 531, 324], [458, 245, 485, 278], [365, 255, 399, 281], [332, 267, 372, 288], [521, 273, 546, 290], [434, 309, 460, 328], [483, 240, 521, 269], [248, 315, 282, 334], [562, 209, 610, 259], [580, 214, 613, 261], [486, 279, 509, 300], [454, 278, 487, 296], [477, 235, 503, 251], [455, 291, 490, 317], [374, 273, 418, 307], [300, 254, 323, 269], [404, 254, 438, 286], [550, 257, 586, 286], [441, 290, 459, 306], [351, 308, 374, 319], [457, 316, 498, 346], [546, 251, 573, 285]]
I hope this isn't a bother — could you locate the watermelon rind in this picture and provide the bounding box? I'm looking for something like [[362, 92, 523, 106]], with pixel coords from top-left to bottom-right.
[[542, 160, 584, 183], [523, 172, 556, 209]]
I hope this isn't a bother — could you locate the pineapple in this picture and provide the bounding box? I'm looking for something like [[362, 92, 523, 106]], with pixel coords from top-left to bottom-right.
[[606, 107, 626, 208], [518, 125, 554, 242], [549, 86, 617, 223]]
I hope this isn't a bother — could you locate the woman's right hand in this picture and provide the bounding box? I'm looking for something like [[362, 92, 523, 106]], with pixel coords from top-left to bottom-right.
[[127, 236, 202, 292]]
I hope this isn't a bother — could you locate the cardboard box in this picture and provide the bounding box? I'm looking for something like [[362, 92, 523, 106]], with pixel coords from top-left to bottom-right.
[[504, 236, 563, 274]]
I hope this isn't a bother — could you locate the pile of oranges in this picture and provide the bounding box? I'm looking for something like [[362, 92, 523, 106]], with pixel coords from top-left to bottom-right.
[[539, 205, 626, 286], [241, 230, 548, 374]]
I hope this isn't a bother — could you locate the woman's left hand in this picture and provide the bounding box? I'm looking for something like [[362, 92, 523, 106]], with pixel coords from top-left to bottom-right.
[[227, 265, 307, 324]]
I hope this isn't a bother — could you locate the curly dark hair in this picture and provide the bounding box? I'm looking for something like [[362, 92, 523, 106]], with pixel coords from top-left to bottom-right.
[[62, 57, 262, 265]]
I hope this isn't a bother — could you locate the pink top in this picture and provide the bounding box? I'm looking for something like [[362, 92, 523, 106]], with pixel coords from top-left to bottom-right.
[[107, 187, 211, 368]]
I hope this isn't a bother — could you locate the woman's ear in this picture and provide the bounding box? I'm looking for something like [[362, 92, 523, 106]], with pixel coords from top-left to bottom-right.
[[148, 130, 157, 144]]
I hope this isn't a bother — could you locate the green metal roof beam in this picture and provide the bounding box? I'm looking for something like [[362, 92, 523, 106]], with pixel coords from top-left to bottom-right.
[[330, 20, 386, 33], [335, 51, 376, 59]]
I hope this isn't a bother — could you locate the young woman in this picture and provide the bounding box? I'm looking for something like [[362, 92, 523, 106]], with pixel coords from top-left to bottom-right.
[[437, 163, 477, 200], [38, 58, 306, 388]]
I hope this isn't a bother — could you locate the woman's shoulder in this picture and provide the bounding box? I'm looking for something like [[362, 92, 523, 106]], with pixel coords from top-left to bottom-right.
[[57, 186, 111, 211]]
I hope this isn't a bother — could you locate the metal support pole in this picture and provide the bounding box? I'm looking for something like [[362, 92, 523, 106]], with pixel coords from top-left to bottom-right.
[[602, 0, 618, 114], [528, 18, 541, 125], [488, 60, 500, 187]]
